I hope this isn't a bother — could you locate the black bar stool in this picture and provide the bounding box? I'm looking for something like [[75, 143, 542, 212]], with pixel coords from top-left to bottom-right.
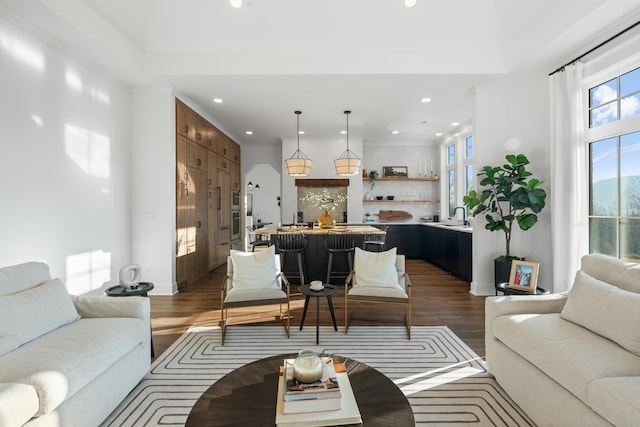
[[275, 231, 307, 285], [324, 230, 355, 285], [247, 226, 271, 252], [363, 225, 388, 252]]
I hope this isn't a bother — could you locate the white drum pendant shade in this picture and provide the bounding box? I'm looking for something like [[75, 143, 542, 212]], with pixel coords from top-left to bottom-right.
[[334, 110, 361, 176], [286, 110, 312, 177]]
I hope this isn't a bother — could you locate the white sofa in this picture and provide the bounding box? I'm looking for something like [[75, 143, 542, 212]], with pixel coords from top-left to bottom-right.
[[485, 254, 640, 427], [0, 262, 150, 427]]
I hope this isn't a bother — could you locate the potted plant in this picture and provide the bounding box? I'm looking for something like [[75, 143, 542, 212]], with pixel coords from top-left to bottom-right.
[[463, 153, 547, 285], [366, 170, 378, 200]]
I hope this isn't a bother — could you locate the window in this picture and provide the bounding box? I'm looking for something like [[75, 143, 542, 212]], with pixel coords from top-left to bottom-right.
[[589, 67, 640, 128], [464, 136, 473, 196], [589, 131, 640, 261], [446, 144, 456, 216]]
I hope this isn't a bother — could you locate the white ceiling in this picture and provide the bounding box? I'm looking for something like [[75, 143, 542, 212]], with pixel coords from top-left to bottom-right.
[[2, 0, 640, 145]]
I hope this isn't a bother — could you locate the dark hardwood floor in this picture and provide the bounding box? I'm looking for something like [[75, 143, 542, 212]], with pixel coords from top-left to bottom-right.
[[149, 259, 487, 361]]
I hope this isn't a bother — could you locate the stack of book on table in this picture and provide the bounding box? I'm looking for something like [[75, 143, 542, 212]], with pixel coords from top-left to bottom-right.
[[275, 357, 362, 427]]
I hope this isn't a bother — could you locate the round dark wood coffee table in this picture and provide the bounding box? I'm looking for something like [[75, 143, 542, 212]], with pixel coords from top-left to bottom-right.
[[185, 353, 414, 426]]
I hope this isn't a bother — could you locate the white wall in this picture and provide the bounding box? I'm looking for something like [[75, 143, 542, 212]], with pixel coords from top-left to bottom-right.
[[130, 90, 177, 295], [0, 15, 131, 294], [469, 77, 552, 295]]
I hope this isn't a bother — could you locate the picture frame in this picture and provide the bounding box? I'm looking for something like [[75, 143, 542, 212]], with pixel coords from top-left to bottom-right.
[[382, 166, 408, 178], [508, 260, 540, 293]]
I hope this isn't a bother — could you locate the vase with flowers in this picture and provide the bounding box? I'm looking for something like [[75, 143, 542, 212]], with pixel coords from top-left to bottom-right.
[[301, 187, 349, 229]]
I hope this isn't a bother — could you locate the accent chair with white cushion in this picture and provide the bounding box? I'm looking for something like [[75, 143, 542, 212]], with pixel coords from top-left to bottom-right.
[[485, 254, 640, 427], [0, 261, 150, 427], [344, 247, 411, 339], [220, 246, 291, 345]]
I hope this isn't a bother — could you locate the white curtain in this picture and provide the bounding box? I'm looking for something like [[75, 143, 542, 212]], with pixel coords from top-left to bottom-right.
[[549, 62, 588, 292]]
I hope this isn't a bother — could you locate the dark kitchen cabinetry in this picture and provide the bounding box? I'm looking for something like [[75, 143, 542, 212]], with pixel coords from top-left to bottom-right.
[[421, 225, 472, 282]]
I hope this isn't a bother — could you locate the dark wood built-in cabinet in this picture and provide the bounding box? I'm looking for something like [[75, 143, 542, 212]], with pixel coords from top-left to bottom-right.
[[176, 99, 241, 286]]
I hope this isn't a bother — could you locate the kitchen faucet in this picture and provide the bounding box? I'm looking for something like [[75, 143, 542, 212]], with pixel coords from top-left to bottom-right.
[[453, 206, 469, 225]]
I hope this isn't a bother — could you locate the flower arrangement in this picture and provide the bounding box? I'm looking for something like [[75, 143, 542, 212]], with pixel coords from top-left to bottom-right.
[[301, 188, 348, 212]]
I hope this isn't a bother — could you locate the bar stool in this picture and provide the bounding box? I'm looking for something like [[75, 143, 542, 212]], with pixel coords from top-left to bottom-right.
[[247, 226, 270, 252], [324, 230, 355, 285], [363, 225, 388, 252], [275, 231, 307, 285]]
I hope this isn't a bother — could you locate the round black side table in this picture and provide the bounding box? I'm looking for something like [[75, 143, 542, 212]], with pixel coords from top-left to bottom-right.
[[495, 282, 550, 296], [105, 282, 155, 356], [298, 284, 338, 344]]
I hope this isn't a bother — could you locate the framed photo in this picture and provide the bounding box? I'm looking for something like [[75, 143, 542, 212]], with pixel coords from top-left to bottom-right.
[[508, 260, 540, 293], [383, 166, 408, 178]]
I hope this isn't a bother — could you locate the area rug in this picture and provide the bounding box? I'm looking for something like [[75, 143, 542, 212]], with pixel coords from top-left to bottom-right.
[[102, 326, 534, 426]]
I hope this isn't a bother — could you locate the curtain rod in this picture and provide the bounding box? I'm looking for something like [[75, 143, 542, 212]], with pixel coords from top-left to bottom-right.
[[549, 19, 640, 76]]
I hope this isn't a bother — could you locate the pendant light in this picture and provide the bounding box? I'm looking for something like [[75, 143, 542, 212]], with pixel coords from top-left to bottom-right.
[[285, 111, 312, 176], [334, 110, 361, 176]]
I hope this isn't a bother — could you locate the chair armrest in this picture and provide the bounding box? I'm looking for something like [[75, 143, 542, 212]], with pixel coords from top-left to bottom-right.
[[279, 272, 290, 290], [220, 274, 230, 292], [345, 271, 355, 287], [403, 273, 411, 287], [72, 295, 150, 321]]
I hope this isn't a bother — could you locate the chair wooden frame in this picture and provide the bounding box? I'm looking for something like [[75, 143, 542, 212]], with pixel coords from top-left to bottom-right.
[[344, 255, 412, 339], [219, 254, 291, 345]]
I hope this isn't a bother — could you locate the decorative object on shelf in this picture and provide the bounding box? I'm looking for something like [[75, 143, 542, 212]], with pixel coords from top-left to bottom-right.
[[383, 166, 408, 178], [301, 187, 348, 229], [376, 196, 383, 200], [387, 195, 395, 200], [285, 111, 312, 176], [334, 110, 361, 176], [508, 260, 540, 293], [118, 264, 142, 290], [463, 153, 547, 285], [292, 349, 323, 383], [366, 170, 378, 200]]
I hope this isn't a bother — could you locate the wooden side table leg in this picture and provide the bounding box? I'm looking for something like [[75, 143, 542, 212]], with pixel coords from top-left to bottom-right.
[[299, 295, 310, 330], [327, 296, 337, 331]]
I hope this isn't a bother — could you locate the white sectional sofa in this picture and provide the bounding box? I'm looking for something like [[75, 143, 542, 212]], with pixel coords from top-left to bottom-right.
[[485, 254, 640, 427], [0, 262, 150, 427]]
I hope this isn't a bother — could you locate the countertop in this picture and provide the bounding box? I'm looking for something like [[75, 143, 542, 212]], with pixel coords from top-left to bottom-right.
[[253, 225, 386, 235], [361, 221, 473, 233]]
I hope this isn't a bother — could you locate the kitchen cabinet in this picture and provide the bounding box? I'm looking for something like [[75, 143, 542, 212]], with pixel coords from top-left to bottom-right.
[[421, 225, 472, 282], [175, 99, 241, 285]]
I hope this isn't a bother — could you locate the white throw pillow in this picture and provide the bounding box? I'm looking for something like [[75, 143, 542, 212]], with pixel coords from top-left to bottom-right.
[[0, 278, 80, 356], [230, 246, 278, 290], [561, 270, 640, 356], [354, 247, 399, 288]]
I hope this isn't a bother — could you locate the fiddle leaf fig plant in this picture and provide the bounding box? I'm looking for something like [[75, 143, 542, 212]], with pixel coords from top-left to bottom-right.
[[463, 153, 547, 259]]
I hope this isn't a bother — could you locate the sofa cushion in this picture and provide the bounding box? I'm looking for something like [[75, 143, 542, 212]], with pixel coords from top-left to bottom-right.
[[0, 383, 39, 427], [0, 261, 50, 296], [354, 247, 399, 288], [492, 313, 640, 403], [561, 270, 640, 356], [229, 246, 278, 291], [580, 253, 640, 293], [0, 278, 80, 356], [588, 377, 640, 427], [0, 317, 146, 415]]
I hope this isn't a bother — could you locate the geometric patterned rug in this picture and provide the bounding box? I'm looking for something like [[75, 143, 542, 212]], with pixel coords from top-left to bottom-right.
[[102, 326, 535, 426]]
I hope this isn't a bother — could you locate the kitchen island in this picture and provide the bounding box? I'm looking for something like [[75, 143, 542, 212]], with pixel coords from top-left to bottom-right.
[[252, 225, 385, 284]]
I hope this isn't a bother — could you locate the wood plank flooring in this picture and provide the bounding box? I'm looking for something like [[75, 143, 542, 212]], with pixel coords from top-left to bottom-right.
[[149, 259, 487, 361]]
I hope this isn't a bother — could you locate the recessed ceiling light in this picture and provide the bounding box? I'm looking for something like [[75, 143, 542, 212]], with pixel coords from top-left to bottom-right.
[[392, 130, 399, 134], [340, 130, 347, 135], [405, 0, 418, 7], [435, 132, 443, 136], [213, 98, 223, 103], [421, 97, 431, 103], [451, 122, 459, 126], [298, 131, 305, 135], [245, 131, 253, 135], [229, 0, 242, 8]]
